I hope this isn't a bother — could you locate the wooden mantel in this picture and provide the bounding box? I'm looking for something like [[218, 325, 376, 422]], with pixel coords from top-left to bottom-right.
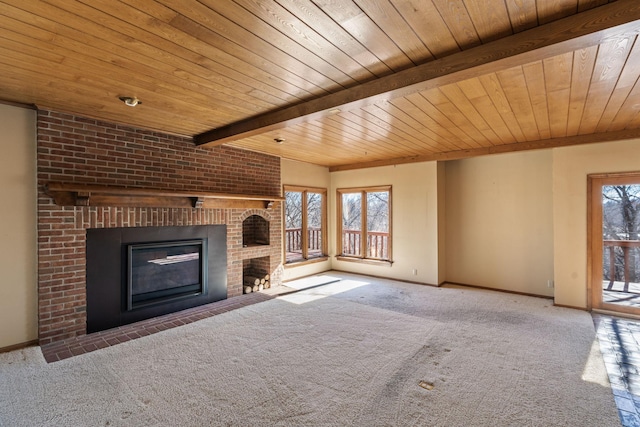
[[44, 182, 284, 209]]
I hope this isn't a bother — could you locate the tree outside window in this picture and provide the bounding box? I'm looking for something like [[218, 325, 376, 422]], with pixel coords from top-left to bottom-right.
[[337, 186, 391, 262], [602, 185, 640, 283], [284, 186, 327, 264]]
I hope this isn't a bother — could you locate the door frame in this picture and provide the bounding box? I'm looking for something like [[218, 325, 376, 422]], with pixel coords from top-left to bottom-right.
[[588, 171, 640, 315]]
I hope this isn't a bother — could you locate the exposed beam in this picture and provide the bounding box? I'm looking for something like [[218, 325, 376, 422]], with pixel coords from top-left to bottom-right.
[[327, 129, 640, 172], [195, 0, 640, 147]]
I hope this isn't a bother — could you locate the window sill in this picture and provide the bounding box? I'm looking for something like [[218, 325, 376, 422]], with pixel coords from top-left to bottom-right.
[[284, 256, 330, 268], [335, 256, 393, 267]]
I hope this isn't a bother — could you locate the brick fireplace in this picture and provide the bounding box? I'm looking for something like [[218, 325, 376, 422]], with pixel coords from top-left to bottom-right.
[[37, 110, 283, 345]]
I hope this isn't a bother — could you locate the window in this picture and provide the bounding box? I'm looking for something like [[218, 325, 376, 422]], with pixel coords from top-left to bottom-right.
[[284, 186, 327, 264], [337, 186, 392, 263]]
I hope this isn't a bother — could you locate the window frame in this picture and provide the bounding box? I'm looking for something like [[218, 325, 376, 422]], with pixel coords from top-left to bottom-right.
[[283, 185, 328, 266], [336, 185, 393, 265]]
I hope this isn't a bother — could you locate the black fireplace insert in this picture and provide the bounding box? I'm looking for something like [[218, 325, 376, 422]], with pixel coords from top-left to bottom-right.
[[86, 225, 227, 333]]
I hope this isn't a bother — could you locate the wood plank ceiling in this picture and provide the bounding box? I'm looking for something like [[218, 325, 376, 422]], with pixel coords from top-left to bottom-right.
[[2, 0, 640, 170]]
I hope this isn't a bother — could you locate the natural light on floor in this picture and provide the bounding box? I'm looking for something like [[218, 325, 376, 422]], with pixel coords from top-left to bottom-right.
[[279, 277, 370, 305], [581, 339, 613, 388]]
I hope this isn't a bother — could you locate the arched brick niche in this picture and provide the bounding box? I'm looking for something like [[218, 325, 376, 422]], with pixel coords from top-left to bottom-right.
[[243, 214, 269, 246]]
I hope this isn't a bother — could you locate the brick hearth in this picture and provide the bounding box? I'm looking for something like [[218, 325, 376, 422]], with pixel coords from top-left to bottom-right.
[[37, 110, 283, 345]]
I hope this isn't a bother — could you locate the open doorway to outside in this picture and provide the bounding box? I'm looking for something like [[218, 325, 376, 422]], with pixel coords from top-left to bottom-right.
[[589, 172, 640, 316]]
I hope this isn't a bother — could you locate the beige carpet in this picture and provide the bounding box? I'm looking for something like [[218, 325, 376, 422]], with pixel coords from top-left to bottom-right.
[[0, 273, 619, 426]]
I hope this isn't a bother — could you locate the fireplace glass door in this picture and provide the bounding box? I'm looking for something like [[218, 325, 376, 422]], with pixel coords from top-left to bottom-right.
[[128, 239, 207, 310]]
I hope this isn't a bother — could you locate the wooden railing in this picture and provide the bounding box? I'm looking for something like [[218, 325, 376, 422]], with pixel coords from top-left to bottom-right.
[[342, 229, 389, 259], [285, 227, 322, 253], [603, 240, 640, 287], [285, 228, 389, 260]]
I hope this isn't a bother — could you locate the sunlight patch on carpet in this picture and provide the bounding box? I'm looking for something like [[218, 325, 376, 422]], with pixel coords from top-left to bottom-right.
[[581, 339, 612, 388], [279, 278, 369, 304], [283, 274, 342, 291]]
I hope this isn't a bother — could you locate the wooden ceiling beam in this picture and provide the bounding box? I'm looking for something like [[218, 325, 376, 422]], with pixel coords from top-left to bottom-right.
[[328, 129, 640, 172], [195, 0, 640, 147]]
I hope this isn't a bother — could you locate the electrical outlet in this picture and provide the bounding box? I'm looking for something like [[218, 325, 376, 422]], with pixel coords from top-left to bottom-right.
[[547, 280, 554, 288], [412, 269, 418, 275]]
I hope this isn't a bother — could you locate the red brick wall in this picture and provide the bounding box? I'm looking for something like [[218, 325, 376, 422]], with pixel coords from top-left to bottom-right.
[[37, 110, 282, 345]]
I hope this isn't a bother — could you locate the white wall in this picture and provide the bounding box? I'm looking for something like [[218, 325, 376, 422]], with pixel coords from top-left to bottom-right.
[[553, 139, 640, 308], [280, 159, 332, 281], [445, 150, 554, 297], [0, 104, 37, 348], [331, 162, 444, 285]]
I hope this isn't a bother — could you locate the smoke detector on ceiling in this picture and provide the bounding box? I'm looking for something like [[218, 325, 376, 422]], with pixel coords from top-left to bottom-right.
[[119, 96, 142, 107]]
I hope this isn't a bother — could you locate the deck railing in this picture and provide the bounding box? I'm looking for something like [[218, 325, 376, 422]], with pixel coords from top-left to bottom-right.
[[342, 229, 389, 259], [285, 228, 389, 260], [285, 227, 322, 253], [603, 240, 640, 286]]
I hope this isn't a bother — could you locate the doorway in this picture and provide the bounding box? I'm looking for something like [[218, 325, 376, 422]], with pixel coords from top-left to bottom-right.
[[589, 173, 640, 316]]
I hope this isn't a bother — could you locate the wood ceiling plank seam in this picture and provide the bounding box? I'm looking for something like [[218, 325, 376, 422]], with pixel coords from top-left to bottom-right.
[[465, 93, 519, 144], [295, 125, 388, 156], [622, 104, 640, 130], [361, 102, 441, 152], [390, 0, 461, 59], [0, 25, 262, 125], [118, 0, 337, 97], [417, 90, 486, 148], [606, 69, 640, 132], [304, 116, 388, 150], [228, 141, 345, 165], [306, 114, 388, 150], [402, 93, 472, 150], [165, 13, 336, 97], [387, 96, 466, 151], [504, 0, 539, 33], [578, 35, 635, 134], [521, 61, 552, 140], [352, 0, 434, 64], [330, 115, 418, 157], [355, 105, 438, 153], [232, 0, 378, 83], [566, 46, 598, 136], [312, 0, 414, 72], [15, 0, 301, 109], [325, 124, 429, 160], [456, 77, 518, 143], [431, 0, 482, 50], [180, 0, 360, 89], [287, 121, 400, 157], [478, 73, 528, 142], [64, 0, 322, 101], [463, 0, 514, 44], [596, 35, 640, 132], [0, 30, 64, 64], [334, 110, 425, 153], [496, 66, 543, 141], [420, 88, 490, 148], [548, 88, 572, 138], [304, 118, 402, 155], [438, 83, 503, 145], [229, 130, 357, 163], [577, 0, 611, 13], [536, 0, 579, 25], [275, 0, 394, 77]]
